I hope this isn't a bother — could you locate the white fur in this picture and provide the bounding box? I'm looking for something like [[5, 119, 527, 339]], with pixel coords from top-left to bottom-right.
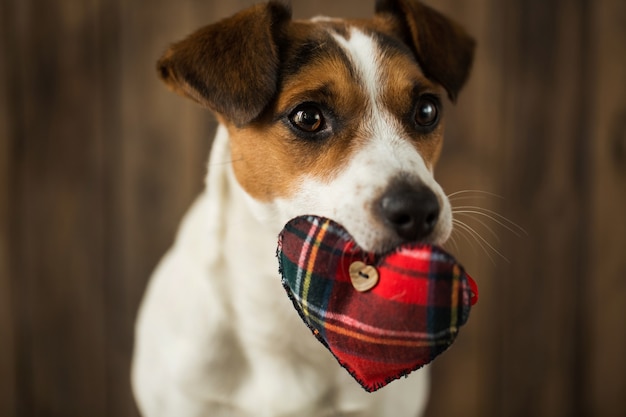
[[132, 28, 449, 417]]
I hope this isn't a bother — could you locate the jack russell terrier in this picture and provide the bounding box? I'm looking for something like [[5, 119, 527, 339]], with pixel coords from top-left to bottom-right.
[[132, 0, 474, 416]]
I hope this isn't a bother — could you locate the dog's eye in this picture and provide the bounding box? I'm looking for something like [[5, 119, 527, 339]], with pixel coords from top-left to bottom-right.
[[414, 96, 439, 127], [289, 104, 325, 133]]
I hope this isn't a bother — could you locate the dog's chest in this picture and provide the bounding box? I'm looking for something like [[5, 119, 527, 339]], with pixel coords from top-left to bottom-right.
[[220, 195, 350, 414]]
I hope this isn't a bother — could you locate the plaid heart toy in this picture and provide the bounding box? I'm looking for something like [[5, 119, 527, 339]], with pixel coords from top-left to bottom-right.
[[277, 215, 478, 392]]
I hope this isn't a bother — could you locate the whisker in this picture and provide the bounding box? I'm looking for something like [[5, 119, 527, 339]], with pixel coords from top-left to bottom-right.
[[452, 206, 528, 237], [453, 219, 510, 264], [450, 224, 483, 259], [452, 220, 497, 264], [449, 195, 500, 204], [444, 233, 460, 254], [453, 212, 501, 242], [447, 189, 504, 199]]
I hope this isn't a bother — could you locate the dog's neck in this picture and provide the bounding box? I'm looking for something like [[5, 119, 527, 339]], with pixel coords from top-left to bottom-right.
[[203, 125, 339, 370], [203, 124, 284, 280]]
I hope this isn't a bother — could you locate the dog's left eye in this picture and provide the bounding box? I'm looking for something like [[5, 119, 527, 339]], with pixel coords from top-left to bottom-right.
[[414, 96, 440, 128], [289, 104, 325, 133]]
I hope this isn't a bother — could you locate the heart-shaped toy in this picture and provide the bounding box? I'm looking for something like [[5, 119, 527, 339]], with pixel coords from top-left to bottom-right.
[[277, 215, 478, 392]]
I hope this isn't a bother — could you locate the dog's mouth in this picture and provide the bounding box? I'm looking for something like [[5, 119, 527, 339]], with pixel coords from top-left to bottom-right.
[[333, 212, 452, 256]]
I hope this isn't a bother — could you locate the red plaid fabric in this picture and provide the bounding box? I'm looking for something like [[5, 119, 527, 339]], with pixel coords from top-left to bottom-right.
[[277, 215, 476, 392]]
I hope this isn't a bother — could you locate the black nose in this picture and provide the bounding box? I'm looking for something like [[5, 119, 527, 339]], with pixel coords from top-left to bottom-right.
[[377, 182, 440, 242]]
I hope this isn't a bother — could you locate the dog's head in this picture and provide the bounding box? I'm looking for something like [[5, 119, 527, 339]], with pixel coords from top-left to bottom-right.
[[158, 0, 474, 253]]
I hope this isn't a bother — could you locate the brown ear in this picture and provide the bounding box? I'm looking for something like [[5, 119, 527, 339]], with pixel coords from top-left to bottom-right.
[[157, 2, 291, 126], [375, 0, 475, 101]]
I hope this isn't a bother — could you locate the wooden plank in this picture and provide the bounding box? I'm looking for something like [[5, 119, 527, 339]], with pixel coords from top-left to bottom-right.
[[0, 0, 17, 415], [9, 0, 108, 415], [95, 1, 135, 415], [115, 0, 216, 305], [488, 1, 592, 416], [588, 0, 626, 415]]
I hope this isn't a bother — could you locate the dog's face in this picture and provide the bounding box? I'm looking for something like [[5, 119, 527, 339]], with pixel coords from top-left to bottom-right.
[[157, 0, 474, 253]]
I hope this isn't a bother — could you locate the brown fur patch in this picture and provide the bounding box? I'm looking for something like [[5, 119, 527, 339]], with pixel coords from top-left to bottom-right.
[[228, 21, 369, 201], [376, 44, 447, 169], [374, 0, 475, 101], [157, 2, 291, 126]]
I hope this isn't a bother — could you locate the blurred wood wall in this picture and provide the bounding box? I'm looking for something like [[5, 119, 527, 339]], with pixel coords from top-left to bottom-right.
[[1, 0, 624, 416]]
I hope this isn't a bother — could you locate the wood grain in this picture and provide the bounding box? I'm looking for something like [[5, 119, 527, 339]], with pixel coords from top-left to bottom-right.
[[0, 0, 17, 415], [1, 0, 624, 416], [588, 1, 626, 415], [489, 1, 592, 415], [8, 1, 110, 415]]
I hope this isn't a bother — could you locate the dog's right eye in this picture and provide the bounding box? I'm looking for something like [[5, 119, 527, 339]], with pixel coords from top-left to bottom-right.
[[414, 95, 440, 128], [289, 104, 325, 133]]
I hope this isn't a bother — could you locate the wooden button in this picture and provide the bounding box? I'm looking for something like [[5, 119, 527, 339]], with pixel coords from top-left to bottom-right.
[[349, 261, 379, 292]]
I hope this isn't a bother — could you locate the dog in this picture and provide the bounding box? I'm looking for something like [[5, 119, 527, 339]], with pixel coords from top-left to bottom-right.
[[131, 1, 474, 416]]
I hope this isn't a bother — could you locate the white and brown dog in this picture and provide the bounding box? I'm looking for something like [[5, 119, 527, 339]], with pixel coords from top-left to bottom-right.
[[132, 1, 474, 416]]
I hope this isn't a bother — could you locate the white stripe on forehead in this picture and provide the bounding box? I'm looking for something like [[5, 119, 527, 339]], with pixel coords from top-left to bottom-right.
[[330, 27, 416, 170], [331, 28, 381, 110]]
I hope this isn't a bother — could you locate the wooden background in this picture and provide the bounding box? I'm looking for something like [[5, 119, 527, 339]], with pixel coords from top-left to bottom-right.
[[1, 0, 624, 416]]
